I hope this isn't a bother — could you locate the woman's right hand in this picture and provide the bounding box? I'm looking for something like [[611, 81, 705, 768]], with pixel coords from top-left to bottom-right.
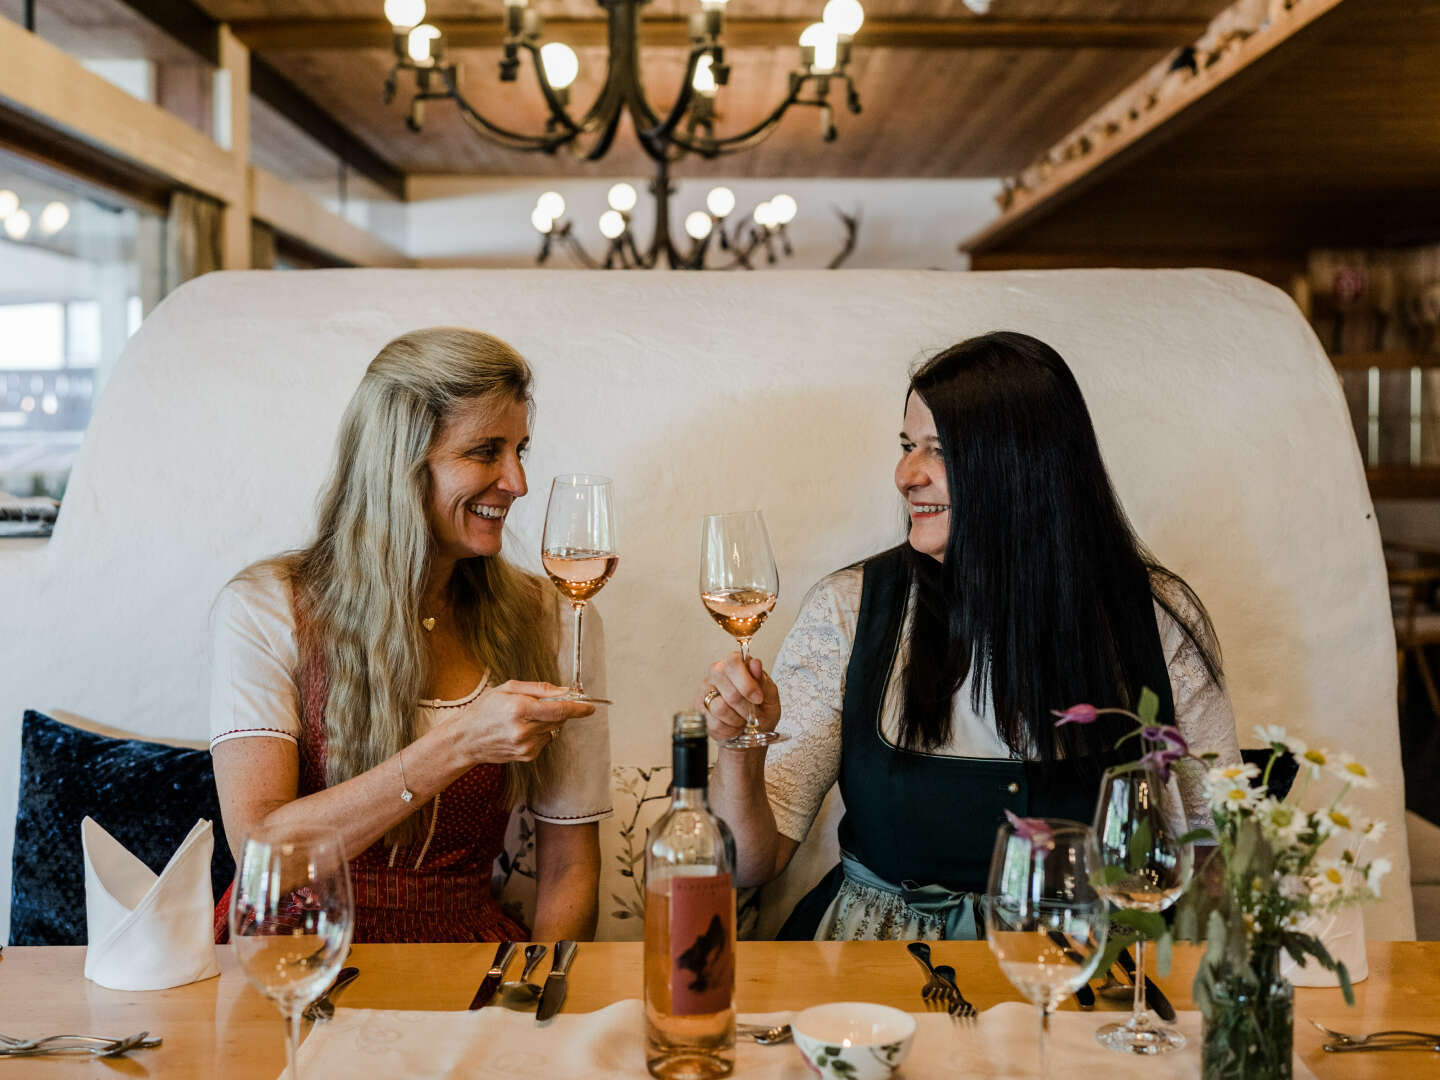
[[696, 652, 781, 744], [455, 681, 595, 765]]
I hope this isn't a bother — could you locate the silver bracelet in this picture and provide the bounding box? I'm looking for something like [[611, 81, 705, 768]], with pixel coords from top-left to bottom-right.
[[398, 748, 415, 803]]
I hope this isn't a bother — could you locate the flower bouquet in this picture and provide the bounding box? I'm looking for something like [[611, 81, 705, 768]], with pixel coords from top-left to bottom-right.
[[1054, 690, 1391, 1080]]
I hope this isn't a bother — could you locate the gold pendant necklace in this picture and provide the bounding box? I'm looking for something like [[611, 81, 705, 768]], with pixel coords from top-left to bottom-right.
[[421, 616, 436, 632]]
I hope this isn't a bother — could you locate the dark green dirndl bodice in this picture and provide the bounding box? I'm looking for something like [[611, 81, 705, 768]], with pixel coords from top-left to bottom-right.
[[778, 547, 1101, 940]]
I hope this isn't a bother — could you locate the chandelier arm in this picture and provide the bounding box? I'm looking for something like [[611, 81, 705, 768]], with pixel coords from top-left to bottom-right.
[[826, 207, 861, 269], [558, 229, 607, 270], [648, 79, 813, 158], [516, 41, 592, 136], [438, 68, 577, 152], [632, 46, 709, 151]]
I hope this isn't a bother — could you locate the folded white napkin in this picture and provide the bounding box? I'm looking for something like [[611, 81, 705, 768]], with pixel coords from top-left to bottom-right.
[[292, 1000, 1317, 1079], [82, 816, 221, 991]]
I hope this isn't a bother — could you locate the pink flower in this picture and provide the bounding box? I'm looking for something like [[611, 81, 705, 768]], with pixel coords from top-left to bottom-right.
[[1051, 704, 1098, 726], [1005, 809, 1055, 849]]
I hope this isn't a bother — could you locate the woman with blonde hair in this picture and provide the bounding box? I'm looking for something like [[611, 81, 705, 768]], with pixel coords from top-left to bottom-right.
[[210, 327, 609, 943]]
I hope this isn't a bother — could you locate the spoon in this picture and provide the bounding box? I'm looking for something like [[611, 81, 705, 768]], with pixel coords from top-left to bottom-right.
[[499, 944, 548, 1006]]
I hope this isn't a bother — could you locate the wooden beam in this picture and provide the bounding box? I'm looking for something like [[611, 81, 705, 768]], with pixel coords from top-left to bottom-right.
[[1367, 467, 1440, 500], [217, 24, 251, 270], [249, 56, 406, 201], [960, 0, 1353, 256], [249, 165, 412, 268], [231, 16, 1209, 52], [1331, 351, 1440, 371], [968, 249, 1306, 287], [0, 16, 241, 204]]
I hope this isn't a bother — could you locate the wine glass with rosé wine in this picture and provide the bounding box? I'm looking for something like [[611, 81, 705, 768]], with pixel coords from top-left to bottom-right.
[[541, 474, 618, 705], [700, 509, 783, 750]]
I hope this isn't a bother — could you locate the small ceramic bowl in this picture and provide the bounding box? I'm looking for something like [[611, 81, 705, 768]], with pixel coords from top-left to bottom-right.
[[791, 1002, 916, 1080]]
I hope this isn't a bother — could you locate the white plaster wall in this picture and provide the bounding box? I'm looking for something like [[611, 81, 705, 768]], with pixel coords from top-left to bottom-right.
[[406, 178, 1001, 270], [0, 268, 1412, 942]]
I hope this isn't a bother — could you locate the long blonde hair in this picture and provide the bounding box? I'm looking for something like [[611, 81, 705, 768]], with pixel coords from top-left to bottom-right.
[[249, 327, 559, 844]]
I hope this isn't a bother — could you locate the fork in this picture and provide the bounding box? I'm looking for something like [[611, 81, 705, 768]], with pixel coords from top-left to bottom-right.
[[907, 943, 976, 1019], [0, 1031, 158, 1057], [1308, 1018, 1440, 1045], [934, 964, 977, 1020]]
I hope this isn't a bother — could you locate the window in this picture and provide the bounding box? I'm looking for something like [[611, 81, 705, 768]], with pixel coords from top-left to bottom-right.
[[0, 153, 165, 498]]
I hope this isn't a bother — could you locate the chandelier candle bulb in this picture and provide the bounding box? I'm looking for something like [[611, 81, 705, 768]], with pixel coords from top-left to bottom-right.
[[537, 191, 566, 220], [705, 187, 735, 218], [407, 24, 441, 63], [770, 194, 797, 225], [684, 211, 713, 241], [383, 0, 425, 29], [692, 55, 717, 95], [4, 209, 31, 241], [539, 42, 579, 89], [608, 183, 639, 213], [38, 202, 70, 235], [799, 22, 838, 72], [599, 210, 626, 240], [0, 190, 18, 219], [822, 0, 864, 37], [531, 208, 554, 234]]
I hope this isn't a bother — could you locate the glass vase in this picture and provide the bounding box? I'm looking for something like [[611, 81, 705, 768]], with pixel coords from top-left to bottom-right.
[[1201, 949, 1294, 1080]]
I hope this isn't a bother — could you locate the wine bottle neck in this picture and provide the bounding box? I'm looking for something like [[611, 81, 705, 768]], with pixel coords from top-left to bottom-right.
[[672, 736, 709, 791], [669, 785, 710, 810]]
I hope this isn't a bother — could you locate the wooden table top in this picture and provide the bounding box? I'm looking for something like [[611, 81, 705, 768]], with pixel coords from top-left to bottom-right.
[[2, 941, 1438, 1077]]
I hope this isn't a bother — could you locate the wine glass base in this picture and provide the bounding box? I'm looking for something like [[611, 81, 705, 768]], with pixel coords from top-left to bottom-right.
[[1095, 1019, 1187, 1055], [538, 691, 613, 705], [722, 729, 788, 750]]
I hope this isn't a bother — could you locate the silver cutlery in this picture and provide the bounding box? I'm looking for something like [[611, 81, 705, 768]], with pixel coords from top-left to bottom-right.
[[906, 942, 976, 1019], [1323, 1041, 1440, 1053], [468, 941, 518, 1010], [1309, 1018, 1440, 1046], [499, 944, 549, 1008], [536, 940, 578, 1022], [304, 965, 360, 1022], [935, 964, 977, 1021], [737, 1022, 792, 1045], [0, 1031, 159, 1057]]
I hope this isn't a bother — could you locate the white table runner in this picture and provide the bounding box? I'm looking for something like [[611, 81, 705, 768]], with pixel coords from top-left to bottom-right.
[[292, 1000, 1317, 1078]]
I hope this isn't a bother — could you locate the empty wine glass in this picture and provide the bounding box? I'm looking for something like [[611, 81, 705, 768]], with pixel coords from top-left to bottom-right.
[[230, 824, 353, 1080], [541, 473, 618, 705], [700, 510, 782, 749], [1091, 763, 1194, 1054], [984, 819, 1110, 1077]]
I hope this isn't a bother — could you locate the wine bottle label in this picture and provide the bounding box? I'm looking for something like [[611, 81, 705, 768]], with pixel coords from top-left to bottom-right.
[[669, 872, 734, 1016]]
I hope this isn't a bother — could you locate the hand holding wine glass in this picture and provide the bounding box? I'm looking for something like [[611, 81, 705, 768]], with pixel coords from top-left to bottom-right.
[[700, 510, 782, 750], [230, 825, 353, 1080], [541, 474, 618, 705], [983, 818, 1109, 1077], [1091, 764, 1194, 1054]]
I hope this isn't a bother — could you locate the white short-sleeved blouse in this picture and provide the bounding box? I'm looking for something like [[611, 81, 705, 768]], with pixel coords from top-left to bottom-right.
[[764, 566, 1241, 842], [209, 568, 613, 825]]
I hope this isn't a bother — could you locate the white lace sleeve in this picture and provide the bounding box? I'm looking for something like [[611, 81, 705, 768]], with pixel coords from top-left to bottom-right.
[[763, 567, 863, 843], [1155, 589, 1240, 830]]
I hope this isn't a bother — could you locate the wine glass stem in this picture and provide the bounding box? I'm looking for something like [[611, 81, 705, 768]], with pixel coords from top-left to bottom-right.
[[571, 601, 586, 696], [1131, 937, 1147, 1027], [285, 1004, 303, 1080], [1038, 1004, 1050, 1077], [738, 638, 757, 734]]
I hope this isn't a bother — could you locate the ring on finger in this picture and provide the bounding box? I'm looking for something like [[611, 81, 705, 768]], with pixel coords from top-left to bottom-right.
[[550, 727, 559, 741], [703, 686, 721, 710]]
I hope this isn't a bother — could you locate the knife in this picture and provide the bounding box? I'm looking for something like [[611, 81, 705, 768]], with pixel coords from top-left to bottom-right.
[[468, 941, 518, 1010], [1115, 946, 1176, 1022], [536, 940, 579, 1022], [1045, 933, 1096, 1008]]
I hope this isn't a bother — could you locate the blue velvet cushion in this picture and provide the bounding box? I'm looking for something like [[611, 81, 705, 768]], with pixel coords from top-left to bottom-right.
[[9, 710, 233, 946]]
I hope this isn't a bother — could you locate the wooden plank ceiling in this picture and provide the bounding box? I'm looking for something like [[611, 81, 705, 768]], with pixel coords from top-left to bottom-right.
[[195, 0, 1237, 178], [966, 0, 1440, 255]]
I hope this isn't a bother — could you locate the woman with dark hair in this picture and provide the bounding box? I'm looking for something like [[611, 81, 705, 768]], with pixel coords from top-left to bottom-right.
[[697, 331, 1240, 941]]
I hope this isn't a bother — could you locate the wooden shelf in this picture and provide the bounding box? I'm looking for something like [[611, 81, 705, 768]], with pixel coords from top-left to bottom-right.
[[1332, 351, 1440, 371], [1367, 467, 1440, 500]]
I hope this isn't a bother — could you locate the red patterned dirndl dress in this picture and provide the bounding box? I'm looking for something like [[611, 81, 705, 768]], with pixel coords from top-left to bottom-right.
[[214, 588, 529, 944]]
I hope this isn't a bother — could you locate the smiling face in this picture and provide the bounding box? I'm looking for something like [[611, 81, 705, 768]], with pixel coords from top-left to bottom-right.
[[895, 392, 951, 562], [426, 393, 530, 563]]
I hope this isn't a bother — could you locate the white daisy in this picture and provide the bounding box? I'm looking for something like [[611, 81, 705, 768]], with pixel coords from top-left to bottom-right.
[[1215, 783, 1261, 815], [1311, 858, 1349, 904], [1365, 857, 1393, 897], [1362, 818, 1388, 845], [1253, 724, 1305, 757], [1329, 752, 1379, 790], [1298, 745, 1333, 777], [1319, 803, 1361, 835], [1259, 800, 1309, 845]]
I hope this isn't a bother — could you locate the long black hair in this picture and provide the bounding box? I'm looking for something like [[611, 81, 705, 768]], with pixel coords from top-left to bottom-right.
[[895, 331, 1221, 770]]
